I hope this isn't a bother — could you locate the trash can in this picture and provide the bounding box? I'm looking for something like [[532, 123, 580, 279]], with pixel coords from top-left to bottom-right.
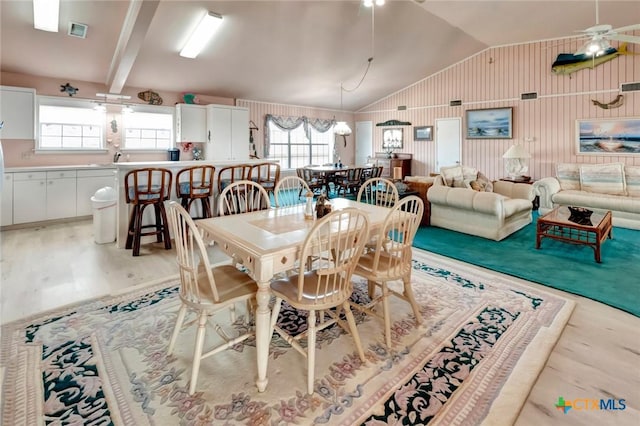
[[91, 186, 117, 244]]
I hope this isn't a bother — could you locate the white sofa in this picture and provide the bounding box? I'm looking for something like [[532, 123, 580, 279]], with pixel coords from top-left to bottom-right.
[[533, 162, 640, 230], [427, 166, 535, 241]]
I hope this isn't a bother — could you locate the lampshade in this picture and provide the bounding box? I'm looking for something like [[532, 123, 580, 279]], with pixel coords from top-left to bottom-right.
[[502, 143, 531, 159], [334, 121, 352, 136]]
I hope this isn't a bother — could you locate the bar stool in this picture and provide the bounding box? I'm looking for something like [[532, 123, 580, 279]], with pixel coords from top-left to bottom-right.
[[124, 168, 172, 256], [176, 165, 215, 219]]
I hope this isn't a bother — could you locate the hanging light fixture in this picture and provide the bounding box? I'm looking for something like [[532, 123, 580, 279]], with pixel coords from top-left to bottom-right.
[[334, 84, 352, 136]]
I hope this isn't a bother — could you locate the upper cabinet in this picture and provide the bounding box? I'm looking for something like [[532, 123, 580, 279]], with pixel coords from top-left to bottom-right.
[[0, 86, 36, 140], [205, 105, 249, 161], [175, 104, 207, 143]]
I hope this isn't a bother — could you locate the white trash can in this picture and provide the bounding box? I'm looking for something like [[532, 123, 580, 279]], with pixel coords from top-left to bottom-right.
[[91, 186, 117, 244]]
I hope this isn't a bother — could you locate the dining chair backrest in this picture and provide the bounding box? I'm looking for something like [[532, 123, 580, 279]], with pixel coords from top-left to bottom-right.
[[216, 164, 252, 193], [294, 208, 369, 309], [167, 201, 221, 303], [368, 195, 424, 278], [125, 168, 172, 204], [217, 179, 271, 216], [274, 175, 311, 207], [357, 177, 399, 208], [250, 162, 280, 191], [176, 165, 215, 199]]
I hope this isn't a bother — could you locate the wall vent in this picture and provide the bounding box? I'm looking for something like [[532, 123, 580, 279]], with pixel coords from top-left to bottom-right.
[[621, 82, 640, 92], [521, 92, 538, 100], [397, 105, 407, 110], [449, 99, 462, 106], [68, 22, 88, 39]]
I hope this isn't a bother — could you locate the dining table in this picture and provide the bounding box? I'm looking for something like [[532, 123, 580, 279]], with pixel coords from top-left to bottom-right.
[[304, 165, 352, 197], [195, 198, 393, 392]]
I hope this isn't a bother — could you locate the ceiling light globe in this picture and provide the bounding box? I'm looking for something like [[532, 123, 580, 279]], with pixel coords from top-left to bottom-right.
[[334, 121, 352, 136], [363, 0, 373, 7]]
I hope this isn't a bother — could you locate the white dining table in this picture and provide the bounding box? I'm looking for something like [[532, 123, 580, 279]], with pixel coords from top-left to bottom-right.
[[195, 198, 392, 392]]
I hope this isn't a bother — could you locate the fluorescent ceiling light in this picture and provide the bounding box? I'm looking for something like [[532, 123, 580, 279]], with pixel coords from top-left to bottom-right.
[[33, 0, 60, 32], [180, 11, 223, 59]]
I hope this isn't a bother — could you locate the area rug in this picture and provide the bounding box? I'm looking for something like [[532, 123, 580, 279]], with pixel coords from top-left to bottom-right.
[[1, 249, 574, 425]]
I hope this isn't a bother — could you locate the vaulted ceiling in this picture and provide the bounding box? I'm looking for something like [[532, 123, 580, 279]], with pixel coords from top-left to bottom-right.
[[1, 0, 638, 111]]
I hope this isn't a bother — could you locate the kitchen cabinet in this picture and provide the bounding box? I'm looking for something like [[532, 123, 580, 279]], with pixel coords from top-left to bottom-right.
[[13, 172, 46, 224], [205, 105, 249, 161], [0, 86, 36, 140], [76, 169, 116, 216], [175, 104, 207, 143], [2, 173, 13, 226], [46, 170, 77, 220]]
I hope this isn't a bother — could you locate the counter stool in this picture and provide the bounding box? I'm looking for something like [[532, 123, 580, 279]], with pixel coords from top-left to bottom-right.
[[176, 165, 215, 219], [124, 168, 172, 256]]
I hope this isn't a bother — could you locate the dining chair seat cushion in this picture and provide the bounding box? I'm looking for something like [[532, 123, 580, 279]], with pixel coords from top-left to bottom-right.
[[271, 272, 347, 310], [187, 264, 256, 305], [355, 251, 411, 279], [179, 182, 212, 195]]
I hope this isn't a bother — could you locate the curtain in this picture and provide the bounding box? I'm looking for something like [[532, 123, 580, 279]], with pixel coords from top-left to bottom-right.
[[264, 114, 335, 158]]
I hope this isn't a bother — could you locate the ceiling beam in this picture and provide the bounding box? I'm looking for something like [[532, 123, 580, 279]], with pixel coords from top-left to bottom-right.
[[106, 0, 159, 94]]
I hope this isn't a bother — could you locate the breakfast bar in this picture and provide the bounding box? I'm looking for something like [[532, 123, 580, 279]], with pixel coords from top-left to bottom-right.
[[113, 159, 266, 248]]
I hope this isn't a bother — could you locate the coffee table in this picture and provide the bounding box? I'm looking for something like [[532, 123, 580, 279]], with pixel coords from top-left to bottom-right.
[[536, 206, 612, 263]]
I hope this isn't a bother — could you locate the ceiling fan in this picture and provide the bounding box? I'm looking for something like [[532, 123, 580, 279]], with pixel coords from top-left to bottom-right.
[[574, 0, 640, 56]]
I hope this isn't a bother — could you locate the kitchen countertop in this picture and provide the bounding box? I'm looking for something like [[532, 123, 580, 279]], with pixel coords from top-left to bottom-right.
[[5, 164, 116, 172]]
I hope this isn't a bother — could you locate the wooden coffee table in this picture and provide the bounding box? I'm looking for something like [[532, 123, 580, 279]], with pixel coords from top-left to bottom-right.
[[536, 206, 612, 263]]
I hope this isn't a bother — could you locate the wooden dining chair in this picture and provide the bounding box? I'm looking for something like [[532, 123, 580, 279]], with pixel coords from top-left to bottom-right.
[[217, 179, 270, 216], [166, 201, 257, 395], [269, 208, 370, 394], [216, 164, 252, 194], [350, 195, 424, 348], [297, 167, 325, 195], [274, 175, 311, 207], [357, 177, 399, 208], [337, 167, 363, 197], [250, 162, 280, 196]]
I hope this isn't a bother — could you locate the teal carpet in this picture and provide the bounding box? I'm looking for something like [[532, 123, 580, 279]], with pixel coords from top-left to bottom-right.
[[413, 213, 640, 317]]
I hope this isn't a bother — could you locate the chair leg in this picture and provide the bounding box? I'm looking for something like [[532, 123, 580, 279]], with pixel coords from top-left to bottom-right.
[[402, 274, 422, 324], [167, 304, 187, 355], [125, 204, 138, 250], [381, 283, 392, 348], [132, 204, 145, 256], [154, 203, 163, 243], [307, 310, 316, 395], [343, 301, 366, 362], [189, 312, 208, 395], [269, 298, 283, 336], [368, 280, 376, 299], [159, 201, 172, 250]]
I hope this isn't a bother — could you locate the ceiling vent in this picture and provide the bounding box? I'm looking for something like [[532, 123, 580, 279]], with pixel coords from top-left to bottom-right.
[[521, 92, 538, 100], [621, 82, 640, 92], [449, 100, 462, 106], [397, 105, 407, 111], [68, 22, 88, 39]]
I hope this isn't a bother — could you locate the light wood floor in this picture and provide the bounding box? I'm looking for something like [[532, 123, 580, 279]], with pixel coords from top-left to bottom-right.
[[1, 220, 638, 425]]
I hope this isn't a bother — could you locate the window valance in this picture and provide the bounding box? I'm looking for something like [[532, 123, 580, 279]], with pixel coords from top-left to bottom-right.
[[264, 114, 335, 157]]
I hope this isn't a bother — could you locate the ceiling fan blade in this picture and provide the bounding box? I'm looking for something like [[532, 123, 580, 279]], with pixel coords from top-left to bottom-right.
[[609, 34, 640, 44], [611, 23, 640, 33]]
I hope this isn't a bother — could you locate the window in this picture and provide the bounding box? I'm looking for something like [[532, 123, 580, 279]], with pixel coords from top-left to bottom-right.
[[267, 119, 334, 169], [122, 107, 174, 150], [38, 97, 105, 151]]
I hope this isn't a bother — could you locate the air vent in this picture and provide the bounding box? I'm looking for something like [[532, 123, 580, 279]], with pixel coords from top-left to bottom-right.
[[68, 22, 88, 39], [397, 105, 407, 111], [621, 82, 640, 92], [521, 92, 538, 100], [449, 100, 462, 106]]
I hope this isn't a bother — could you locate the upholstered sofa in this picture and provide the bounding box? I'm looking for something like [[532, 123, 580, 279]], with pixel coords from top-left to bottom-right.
[[533, 162, 640, 230], [427, 165, 535, 241]]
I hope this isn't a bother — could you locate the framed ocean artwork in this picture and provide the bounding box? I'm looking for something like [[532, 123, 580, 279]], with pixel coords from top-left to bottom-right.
[[466, 107, 513, 139], [576, 117, 640, 155]]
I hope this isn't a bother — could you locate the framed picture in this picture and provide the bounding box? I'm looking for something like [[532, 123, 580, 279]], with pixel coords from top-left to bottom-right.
[[414, 126, 433, 141], [382, 128, 403, 149], [576, 117, 640, 155], [466, 107, 513, 139]]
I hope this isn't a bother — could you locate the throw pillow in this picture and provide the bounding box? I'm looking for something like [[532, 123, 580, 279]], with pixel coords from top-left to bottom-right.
[[470, 180, 483, 191], [556, 163, 581, 190], [476, 172, 493, 192], [440, 165, 463, 187], [579, 163, 626, 196]]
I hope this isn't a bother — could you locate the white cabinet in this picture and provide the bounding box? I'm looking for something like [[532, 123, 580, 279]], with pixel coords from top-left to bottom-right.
[[76, 169, 116, 216], [175, 104, 207, 143], [46, 170, 77, 220], [1, 173, 13, 226], [0, 86, 36, 140], [13, 172, 46, 224], [205, 105, 249, 161]]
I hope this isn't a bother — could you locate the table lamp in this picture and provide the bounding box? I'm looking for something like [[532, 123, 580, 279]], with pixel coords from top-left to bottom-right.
[[393, 166, 403, 181], [502, 143, 530, 180]]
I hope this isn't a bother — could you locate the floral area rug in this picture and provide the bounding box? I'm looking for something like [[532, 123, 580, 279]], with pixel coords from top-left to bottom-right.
[[1, 249, 574, 425]]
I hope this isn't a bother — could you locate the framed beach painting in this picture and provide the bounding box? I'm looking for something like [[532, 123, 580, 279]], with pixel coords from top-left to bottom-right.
[[576, 117, 640, 155], [466, 107, 513, 139], [414, 126, 433, 141]]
